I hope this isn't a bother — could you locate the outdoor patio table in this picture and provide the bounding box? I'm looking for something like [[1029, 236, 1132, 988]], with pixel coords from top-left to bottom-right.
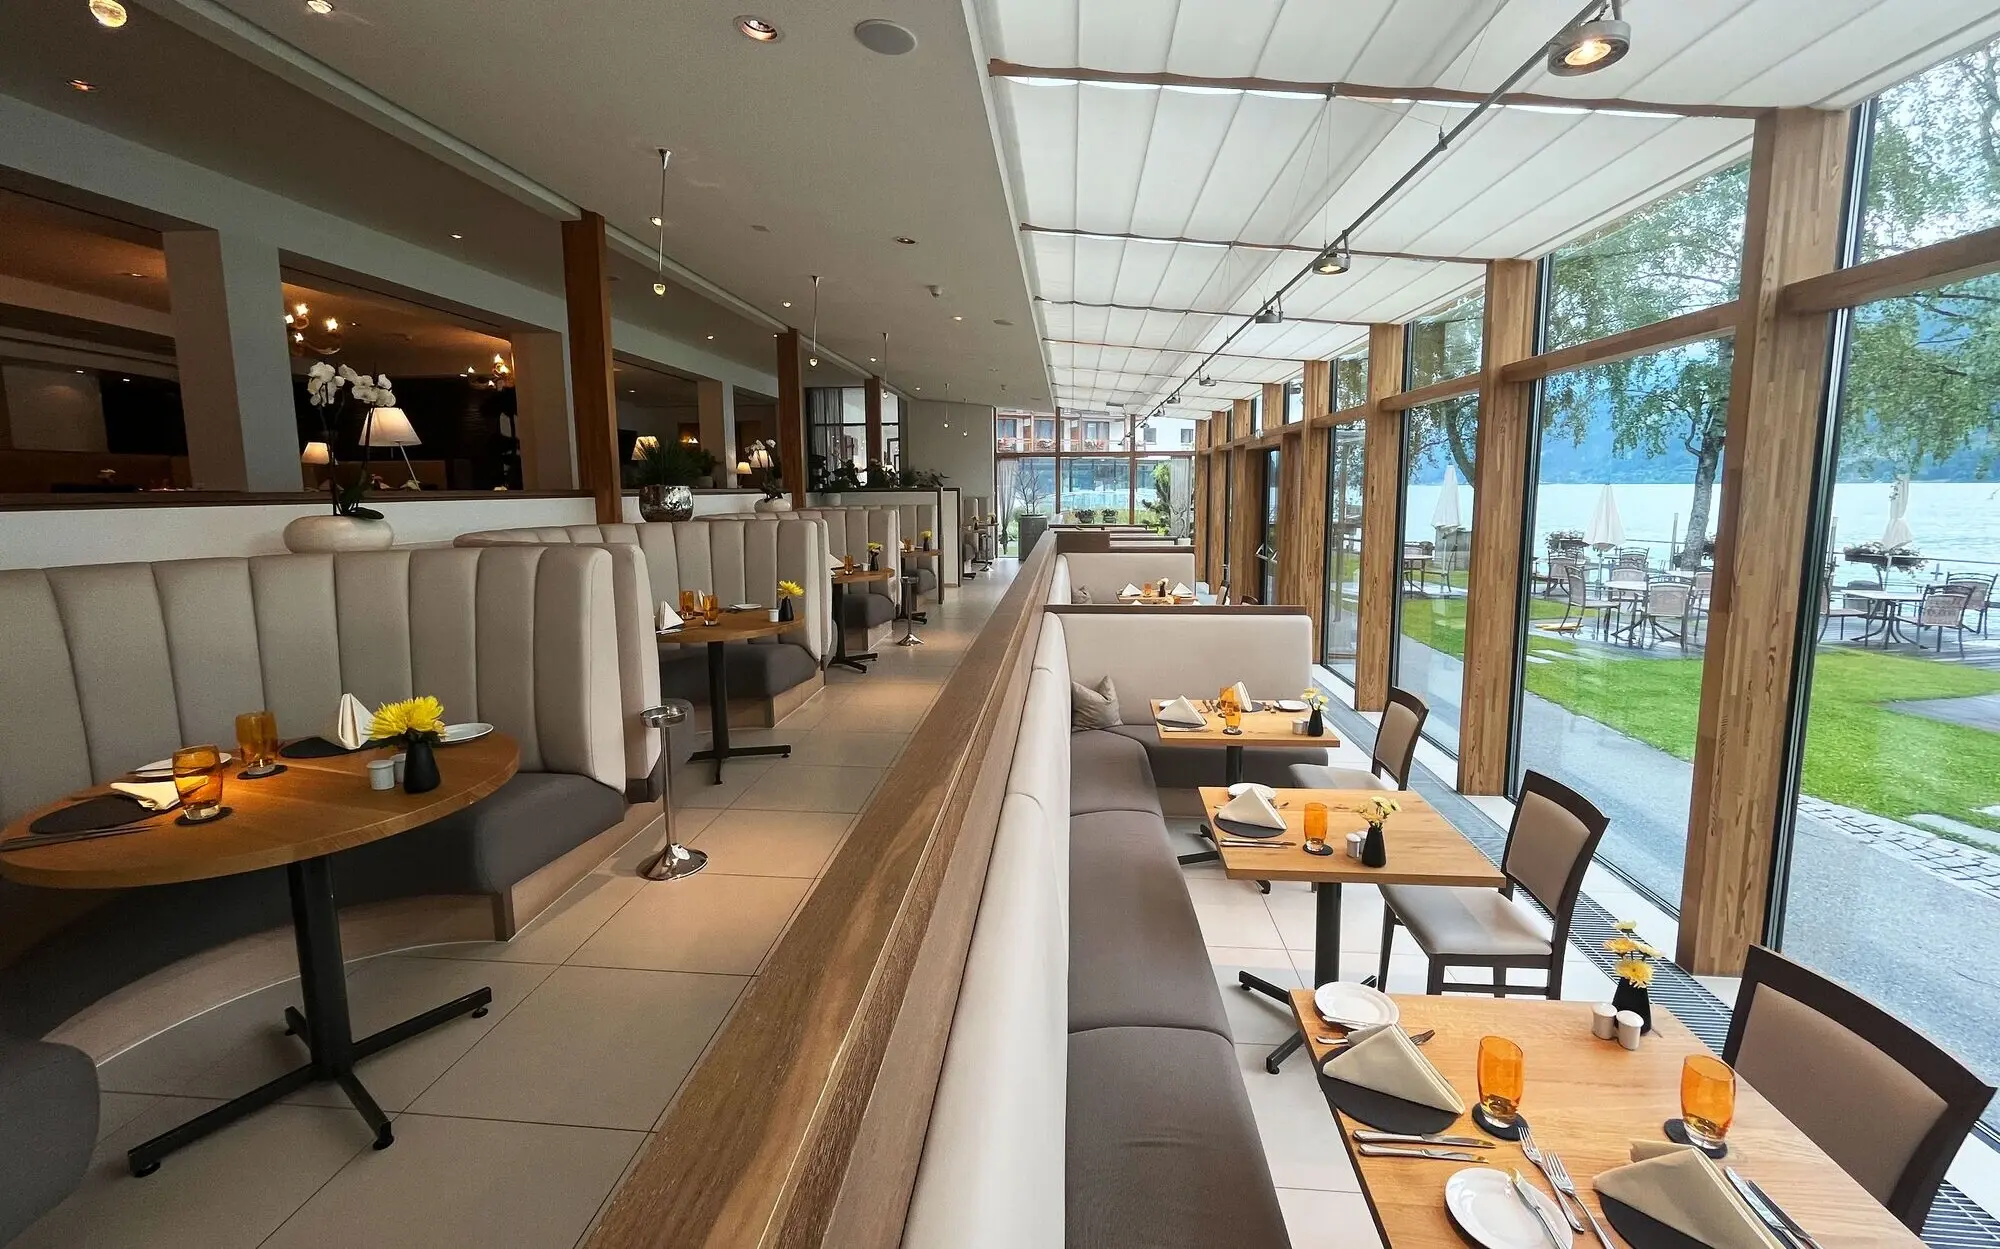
[[1841, 587, 1926, 647]]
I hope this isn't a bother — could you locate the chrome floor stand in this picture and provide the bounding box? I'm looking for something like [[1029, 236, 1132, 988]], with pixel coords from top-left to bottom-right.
[[637, 703, 709, 882]]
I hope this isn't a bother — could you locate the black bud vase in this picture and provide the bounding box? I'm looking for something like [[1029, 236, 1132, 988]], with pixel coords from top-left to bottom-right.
[[1361, 821, 1387, 868], [403, 737, 441, 794], [778, 597, 795, 622], [1612, 978, 1653, 1034], [1307, 707, 1325, 737]]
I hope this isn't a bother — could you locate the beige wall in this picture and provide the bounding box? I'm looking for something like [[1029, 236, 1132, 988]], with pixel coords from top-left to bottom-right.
[[904, 398, 994, 499], [0, 365, 106, 452]]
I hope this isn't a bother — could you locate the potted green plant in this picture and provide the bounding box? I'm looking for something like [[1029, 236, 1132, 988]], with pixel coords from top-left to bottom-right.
[[631, 439, 707, 521]]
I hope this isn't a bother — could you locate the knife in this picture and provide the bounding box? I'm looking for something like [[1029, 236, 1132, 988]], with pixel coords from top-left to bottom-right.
[[1725, 1168, 1813, 1249], [1511, 1169, 1568, 1249], [1218, 839, 1295, 848], [1356, 1144, 1486, 1163], [1352, 1130, 1492, 1149]]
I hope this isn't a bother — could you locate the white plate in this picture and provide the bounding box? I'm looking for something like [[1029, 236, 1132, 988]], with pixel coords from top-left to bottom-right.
[[1271, 699, 1309, 712], [1226, 782, 1277, 799], [132, 752, 231, 778], [1444, 1168, 1574, 1249], [440, 722, 494, 745], [729, 602, 761, 612], [1313, 982, 1400, 1030]]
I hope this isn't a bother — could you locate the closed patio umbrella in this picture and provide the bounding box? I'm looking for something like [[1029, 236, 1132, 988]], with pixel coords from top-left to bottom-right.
[[1586, 483, 1625, 549], [1431, 463, 1462, 531], [1881, 475, 1914, 548]]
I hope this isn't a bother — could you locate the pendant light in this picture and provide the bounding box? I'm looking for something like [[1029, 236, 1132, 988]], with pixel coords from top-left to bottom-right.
[[807, 275, 821, 367], [1310, 96, 1350, 277], [652, 148, 671, 296]]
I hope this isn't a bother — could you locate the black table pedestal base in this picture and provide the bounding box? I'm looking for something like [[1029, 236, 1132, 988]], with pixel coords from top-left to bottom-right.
[[127, 857, 491, 1177], [694, 637, 788, 782], [829, 580, 877, 673]]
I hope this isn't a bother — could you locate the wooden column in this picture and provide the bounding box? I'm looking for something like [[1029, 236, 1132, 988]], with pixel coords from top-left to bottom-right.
[[1278, 360, 1333, 646], [864, 376, 885, 465], [1231, 397, 1252, 442], [1681, 109, 1851, 974], [1227, 448, 1262, 601], [775, 328, 807, 507], [1458, 260, 1540, 793], [1193, 421, 1212, 582], [560, 211, 622, 523], [1263, 381, 1286, 435], [1355, 324, 1406, 712]]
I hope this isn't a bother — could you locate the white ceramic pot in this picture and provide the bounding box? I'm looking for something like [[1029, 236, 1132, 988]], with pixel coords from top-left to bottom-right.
[[283, 514, 394, 553], [754, 496, 793, 513]]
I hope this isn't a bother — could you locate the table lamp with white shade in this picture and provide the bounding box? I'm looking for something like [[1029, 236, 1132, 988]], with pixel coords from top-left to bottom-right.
[[300, 440, 331, 489], [362, 407, 421, 487]]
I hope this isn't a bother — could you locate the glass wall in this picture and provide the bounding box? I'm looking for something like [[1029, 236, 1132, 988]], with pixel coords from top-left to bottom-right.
[[879, 393, 901, 469], [1333, 349, 1369, 412], [1775, 34, 2000, 1131], [1407, 291, 1484, 389], [1516, 342, 1730, 907], [1136, 454, 1194, 538], [1260, 447, 1280, 603], [1324, 422, 1366, 680], [997, 455, 1054, 554], [1060, 456, 1133, 521], [1284, 377, 1304, 424], [1395, 396, 1478, 752]]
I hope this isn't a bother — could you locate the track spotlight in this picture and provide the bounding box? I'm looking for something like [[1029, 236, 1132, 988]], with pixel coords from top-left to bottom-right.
[[1253, 299, 1284, 326], [1198, 375, 1216, 387], [1312, 244, 1351, 276], [1548, 1, 1630, 76]]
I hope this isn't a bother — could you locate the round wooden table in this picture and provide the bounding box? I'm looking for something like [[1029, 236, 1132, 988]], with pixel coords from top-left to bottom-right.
[[659, 610, 804, 782], [830, 567, 895, 673], [0, 733, 518, 1175]]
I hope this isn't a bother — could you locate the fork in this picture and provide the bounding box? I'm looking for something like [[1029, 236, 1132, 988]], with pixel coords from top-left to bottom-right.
[[1516, 1120, 1585, 1233], [1544, 1147, 1617, 1249]]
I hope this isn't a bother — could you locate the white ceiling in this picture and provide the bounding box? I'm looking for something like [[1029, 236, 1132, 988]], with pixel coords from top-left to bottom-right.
[[973, 0, 2000, 418]]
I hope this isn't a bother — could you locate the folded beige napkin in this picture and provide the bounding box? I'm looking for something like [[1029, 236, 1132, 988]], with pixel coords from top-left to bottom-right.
[[1157, 696, 1206, 727], [1121, 582, 1142, 597], [658, 600, 684, 631], [1171, 582, 1193, 598], [1322, 1026, 1464, 1113], [110, 780, 180, 811], [1228, 680, 1253, 709], [335, 693, 371, 750], [1216, 788, 1286, 830], [1595, 1142, 1784, 1249]]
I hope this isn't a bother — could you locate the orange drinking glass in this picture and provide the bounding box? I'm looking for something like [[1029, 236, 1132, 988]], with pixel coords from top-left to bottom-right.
[[1221, 702, 1242, 732], [1303, 802, 1329, 850], [1477, 1035, 1524, 1127], [235, 710, 279, 777], [679, 589, 697, 620], [171, 744, 227, 821], [702, 593, 722, 626], [1680, 1055, 1736, 1149]]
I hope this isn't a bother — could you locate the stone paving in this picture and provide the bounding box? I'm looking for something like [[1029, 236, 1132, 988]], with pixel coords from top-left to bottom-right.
[[1797, 794, 2000, 902]]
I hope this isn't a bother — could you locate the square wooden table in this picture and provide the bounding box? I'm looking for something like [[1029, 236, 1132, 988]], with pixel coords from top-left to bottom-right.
[[1289, 993, 1922, 1249], [1154, 700, 1339, 786]]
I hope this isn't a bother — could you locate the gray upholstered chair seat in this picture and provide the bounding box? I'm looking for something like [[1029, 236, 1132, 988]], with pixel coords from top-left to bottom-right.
[[841, 590, 899, 630], [1069, 730, 1162, 817], [1288, 762, 1389, 791], [0, 1032, 96, 1244], [1066, 1026, 1290, 1249], [658, 641, 818, 702], [913, 567, 939, 595], [1380, 883, 1552, 958], [1069, 811, 1229, 1039], [1104, 723, 1326, 790]]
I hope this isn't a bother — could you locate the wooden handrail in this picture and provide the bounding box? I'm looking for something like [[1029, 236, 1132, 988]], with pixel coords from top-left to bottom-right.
[[589, 538, 1061, 1249]]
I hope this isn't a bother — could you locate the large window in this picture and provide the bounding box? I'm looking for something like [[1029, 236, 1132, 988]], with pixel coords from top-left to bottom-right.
[[1284, 377, 1304, 424], [995, 410, 1192, 538], [997, 455, 1054, 554], [1060, 457, 1133, 522], [1323, 422, 1366, 679], [1516, 342, 1730, 908], [1136, 455, 1194, 538], [1857, 41, 2000, 261], [1395, 396, 1478, 753], [1544, 163, 1748, 351], [1407, 292, 1484, 389], [1333, 349, 1369, 413], [1260, 448, 1280, 602]]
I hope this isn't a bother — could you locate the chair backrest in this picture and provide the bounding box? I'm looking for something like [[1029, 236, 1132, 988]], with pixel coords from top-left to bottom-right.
[[1646, 581, 1691, 618], [1617, 548, 1649, 570], [1917, 587, 1969, 627], [1723, 945, 1993, 1230], [1944, 574, 1993, 610], [1691, 570, 1713, 594], [1547, 556, 1578, 582], [1371, 688, 1428, 788], [1566, 570, 1592, 606], [1500, 771, 1608, 931]]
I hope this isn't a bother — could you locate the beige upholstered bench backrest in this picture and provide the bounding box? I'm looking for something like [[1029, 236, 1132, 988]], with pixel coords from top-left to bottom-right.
[[1053, 551, 1200, 605]]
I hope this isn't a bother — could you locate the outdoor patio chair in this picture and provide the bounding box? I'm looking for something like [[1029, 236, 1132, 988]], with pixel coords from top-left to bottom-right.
[[1377, 770, 1608, 998], [1616, 547, 1650, 572], [1539, 555, 1579, 597], [1724, 945, 1994, 1232], [1640, 580, 1693, 650], [1909, 586, 1972, 656], [1943, 572, 1995, 637], [1556, 569, 1616, 638], [1818, 579, 1872, 641]]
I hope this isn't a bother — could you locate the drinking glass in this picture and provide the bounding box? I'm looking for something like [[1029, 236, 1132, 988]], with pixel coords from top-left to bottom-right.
[[1680, 1055, 1736, 1148], [235, 710, 278, 777], [1477, 1035, 1524, 1127], [679, 589, 697, 620], [1222, 702, 1242, 733], [172, 744, 227, 821], [1303, 802, 1329, 852], [702, 593, 722, 626]]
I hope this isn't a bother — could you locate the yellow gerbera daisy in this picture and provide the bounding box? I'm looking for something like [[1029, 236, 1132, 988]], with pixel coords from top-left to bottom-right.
[[370, 696, 445, 741], [1615, 955, 1654, 988]]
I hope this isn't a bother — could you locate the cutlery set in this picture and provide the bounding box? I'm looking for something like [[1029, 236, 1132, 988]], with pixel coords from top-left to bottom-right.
[[1727, 1167, 1824, 1249]]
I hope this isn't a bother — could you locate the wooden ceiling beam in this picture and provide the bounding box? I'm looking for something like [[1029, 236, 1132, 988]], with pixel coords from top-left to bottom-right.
[[988, 60, 1767, 122], [1021, 223, 1489, 266]]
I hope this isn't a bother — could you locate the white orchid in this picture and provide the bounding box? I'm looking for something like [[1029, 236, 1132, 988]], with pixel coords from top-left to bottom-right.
[[306, 360, 341, 406]]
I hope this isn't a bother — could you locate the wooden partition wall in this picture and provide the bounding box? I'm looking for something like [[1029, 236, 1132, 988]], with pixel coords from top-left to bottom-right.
[[589, 540, 1059, 1248]]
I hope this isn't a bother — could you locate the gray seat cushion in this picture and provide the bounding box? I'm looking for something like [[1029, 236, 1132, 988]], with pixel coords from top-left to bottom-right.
[[659, 641, 818, 702], [1067, 1025, 1290, 1249], [1069, 811, 1229, 1038], [840, 590, 898, 630], [1381, 883, 1552, 959], [338, 772, 626, 898], [1106, 723, 1327, 790], [1070, 729, 1162, 817], [1288, 762, 1389, 791], [0, 1032, 96, 1244]]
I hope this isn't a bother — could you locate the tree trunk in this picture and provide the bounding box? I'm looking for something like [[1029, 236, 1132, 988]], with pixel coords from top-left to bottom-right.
[[1678, 443, 1721, 570], [1443, 406, 1477, 486]]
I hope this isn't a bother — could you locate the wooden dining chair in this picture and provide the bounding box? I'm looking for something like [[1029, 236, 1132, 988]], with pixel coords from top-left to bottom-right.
[[1378, 770, 1608, 997], [1287, 687, 1427, 792], [1724, 945, 1994, 1232]]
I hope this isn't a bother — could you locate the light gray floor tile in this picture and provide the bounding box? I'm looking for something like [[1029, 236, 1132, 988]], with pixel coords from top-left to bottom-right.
[[1194, 897, 1286, 949], [94, 1091, 167, 1144], [1208, 949, 1305, 1045], [598, 809, 718, 876], [1233, 1043, 1362, 1192], [97, 978, 302, 1096], [416, 871, 646, 966], [784, 730, 910, 768], [259, 1112, 643, 1249], [671, 756, 778, 808], [407, 965, 744, 1130], [689, 809, 852, 877], [1278, 1187, 1383, 1248], [813, 700, 933, 734], [732, 763, 883, 814], [567, 873, 810, 974]]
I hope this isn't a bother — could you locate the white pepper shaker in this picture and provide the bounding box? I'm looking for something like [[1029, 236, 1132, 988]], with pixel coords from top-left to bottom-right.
[[1591, 1002, 1619, 1040], [1615, 1009, 1644, 1051]]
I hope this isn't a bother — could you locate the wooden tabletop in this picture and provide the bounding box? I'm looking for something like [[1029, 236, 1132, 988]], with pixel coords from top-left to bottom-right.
[[1199, 787, 1505, 887], [1290, 993, 1921, 1248], [899, 548, 941, 561], [0, 733, 519, 891], [833, 567, 895, 585], [1117, 593, 1199, 605], [657, 611, 804, 645], [1151, 699, 1341, 747]]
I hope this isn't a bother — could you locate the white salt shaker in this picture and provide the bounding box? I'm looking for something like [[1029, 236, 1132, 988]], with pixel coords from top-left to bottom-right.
[[392, 752, 408, 785], [367, 758, 396, 791], [1345, 831, 1366, 860], [1591, 1002, 1619, 1040], [1615, 1009, 1644, 1051]]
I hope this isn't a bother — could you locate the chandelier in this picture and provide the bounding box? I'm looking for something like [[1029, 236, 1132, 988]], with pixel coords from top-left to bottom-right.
[[285, 301, 343, 357]]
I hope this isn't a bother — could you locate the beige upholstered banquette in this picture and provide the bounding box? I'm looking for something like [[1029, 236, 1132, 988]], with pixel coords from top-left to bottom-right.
[[1052, 550, 1200, 605]]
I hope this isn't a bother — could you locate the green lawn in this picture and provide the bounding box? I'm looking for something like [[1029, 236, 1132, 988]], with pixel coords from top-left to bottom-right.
[[1393, 592, 2000, 835]]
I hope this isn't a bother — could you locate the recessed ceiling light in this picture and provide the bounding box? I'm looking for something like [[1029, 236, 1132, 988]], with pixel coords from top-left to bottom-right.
[[953, 315, 963, 321], [650, 216, 662, 227], [306, 0, 334, 12], [736, 16, 780, 42], [706, 334, 715, 340], [868, 357, 877, 363], [894, 236, 917, 246], [782, 301, 792, 308], [74, 369, 85, 375], [122, 271, 144, 278], [450, 232, 463, 240], [67, 78, 95, 92], [854, 19, 917, 56], [89, 0, 128, 28]]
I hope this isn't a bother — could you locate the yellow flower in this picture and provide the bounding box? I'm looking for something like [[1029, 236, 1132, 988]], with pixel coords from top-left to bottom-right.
[[1615, 955, 1654, 988], [867, 542, 884, 552], [777, 580, 804, 599], [370, 696, 444, 741], [1605, 935, 1640, 956], [1367, 795, 1400, 821], [1614, 919, 1639, 933]]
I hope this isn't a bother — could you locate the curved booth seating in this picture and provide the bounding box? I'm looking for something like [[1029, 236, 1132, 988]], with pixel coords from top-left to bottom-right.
[[791, 506, 903, 642], [904, 606, 1291, 1249], [0, 1032, 94, 1244], [455, 518, 831, 728]]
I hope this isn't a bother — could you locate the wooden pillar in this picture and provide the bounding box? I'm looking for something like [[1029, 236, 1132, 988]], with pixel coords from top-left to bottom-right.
[[560, 211, 622, 523], [775, 328, 807, 507], [1355, 324, 1406, 712], [1681, 109, 1850, 974], [1231, 397, 1253, 442], [1227, 448, 1262, 601], [864, 376, 884, 465], [1459, 260, 1540, 793], [1263, 381, 1286, 435], [1278, 359, 1333, 646]]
